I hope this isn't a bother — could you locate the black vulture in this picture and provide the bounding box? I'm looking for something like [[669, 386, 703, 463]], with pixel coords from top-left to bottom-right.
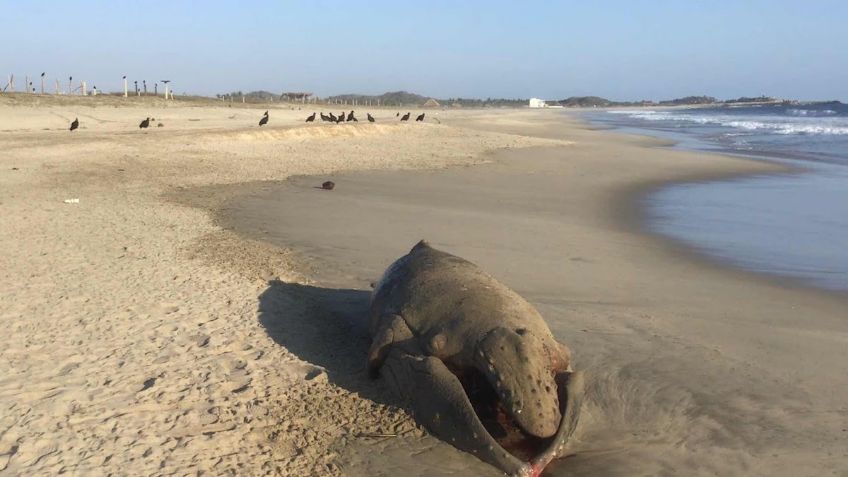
[[400, 112, 410, 121], [328, 112, 337, 122], [367, 113, 375, 123], [416, 113, 425, 122], [346, 110, 357, 122], [70, 118, 79, 131], [139, 117, 150, 129], [259, 112, 269, 126], [306, 112, 316, 122]]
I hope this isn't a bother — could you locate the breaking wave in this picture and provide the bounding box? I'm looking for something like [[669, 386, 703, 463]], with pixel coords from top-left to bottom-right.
[[607, 110, 848, 135]]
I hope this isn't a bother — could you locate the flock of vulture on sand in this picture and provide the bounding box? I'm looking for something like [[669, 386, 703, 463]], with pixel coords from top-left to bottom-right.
[[68, 110, 427, 130], [68, 116, 160, 131], [288, 110, 425, 126]]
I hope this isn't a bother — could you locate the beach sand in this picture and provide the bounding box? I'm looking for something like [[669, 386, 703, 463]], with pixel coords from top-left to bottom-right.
[[1, 95, 845, 476]]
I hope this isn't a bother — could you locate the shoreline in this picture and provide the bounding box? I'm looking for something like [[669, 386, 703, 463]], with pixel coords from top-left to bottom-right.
[[216, 113, 847, 474], [585, 110, 847, 295], [2, 101, 846, 476]]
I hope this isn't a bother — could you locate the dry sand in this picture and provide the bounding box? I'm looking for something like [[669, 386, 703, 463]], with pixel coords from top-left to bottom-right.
[[1, 94, 846, 476]]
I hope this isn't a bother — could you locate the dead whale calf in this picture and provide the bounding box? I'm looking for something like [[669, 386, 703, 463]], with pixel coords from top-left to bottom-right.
[[369, 241, 584, 477]]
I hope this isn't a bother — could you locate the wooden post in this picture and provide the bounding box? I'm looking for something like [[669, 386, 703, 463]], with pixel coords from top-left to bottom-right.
[[68, 76, 72, 95], [123, 76, 128, 97], [40, 73, 45, 94], [81, 81, 86, 95], [8, 74, 13, 93], [25, 76, 29, 93], [55, 79, 59, 94]]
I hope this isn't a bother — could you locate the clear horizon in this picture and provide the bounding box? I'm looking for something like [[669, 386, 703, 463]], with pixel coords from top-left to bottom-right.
[[2, 0, 846, 101]]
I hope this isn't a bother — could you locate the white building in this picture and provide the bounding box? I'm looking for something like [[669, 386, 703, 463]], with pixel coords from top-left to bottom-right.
[[529, 98, 547, 108]]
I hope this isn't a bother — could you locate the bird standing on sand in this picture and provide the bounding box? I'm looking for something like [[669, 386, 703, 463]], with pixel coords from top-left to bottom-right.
[[328, 112, 337, 122], [139, 117, 150, 129], [320, 112, 330, 122], [338, 112, 346, 122], [367, 113, 375, 123], [346, 110, 357, 122], [70, 118, 79, 131], [306, 112, 316, 122], [416, 113, 425, 122], [259, 111, 269, 126], [400, 112, 410, 121]]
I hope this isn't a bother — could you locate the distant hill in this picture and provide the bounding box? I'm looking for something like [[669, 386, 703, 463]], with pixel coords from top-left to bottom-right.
[[212, 89, 785, 108], [555, 95, 778, 108], [558, 96, 614, 107], [557, 96, 655, 107], [658, 95, 717, 106], [723, 95, 777, 104], [327, 91, 526, 107], [327, 91, 430, 106], [216, 90, 278, 101], [443, 97, 527, 107]]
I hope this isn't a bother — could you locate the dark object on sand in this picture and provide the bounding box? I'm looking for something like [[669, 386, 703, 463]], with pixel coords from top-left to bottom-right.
[[139, 117, 150, 129], [259, 111, 269, 127], [369, 241, 584, 477], [321, 181, 335, 190], [400, 112, 410, 121], [367, 113, 375, 123], [347, 110, 357, 122], [306, 112, 316, 122], [328, 112, 337, 122], [396, 112, 400, 117], [336, 114, 345, 124], [416, 113, 425, 122], [157, 122, 164, 127], [69, 118, 79, 131]]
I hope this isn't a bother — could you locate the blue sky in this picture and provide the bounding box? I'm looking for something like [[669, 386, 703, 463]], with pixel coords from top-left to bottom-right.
[[2, 1, 846, 100]]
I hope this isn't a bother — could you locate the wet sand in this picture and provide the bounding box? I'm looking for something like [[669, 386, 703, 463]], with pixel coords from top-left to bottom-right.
[[221, 118, 848, 475]]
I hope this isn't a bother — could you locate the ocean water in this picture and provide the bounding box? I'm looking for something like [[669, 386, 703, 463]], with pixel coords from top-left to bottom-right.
[[586, 102, 848, 291]]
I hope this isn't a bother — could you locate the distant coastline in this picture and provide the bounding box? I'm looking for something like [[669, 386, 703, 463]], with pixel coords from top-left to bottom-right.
[[2, 86, 842, 111]]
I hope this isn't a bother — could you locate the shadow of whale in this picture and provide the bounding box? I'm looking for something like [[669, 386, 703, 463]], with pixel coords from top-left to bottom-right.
[[257, 279, 397, 406]]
